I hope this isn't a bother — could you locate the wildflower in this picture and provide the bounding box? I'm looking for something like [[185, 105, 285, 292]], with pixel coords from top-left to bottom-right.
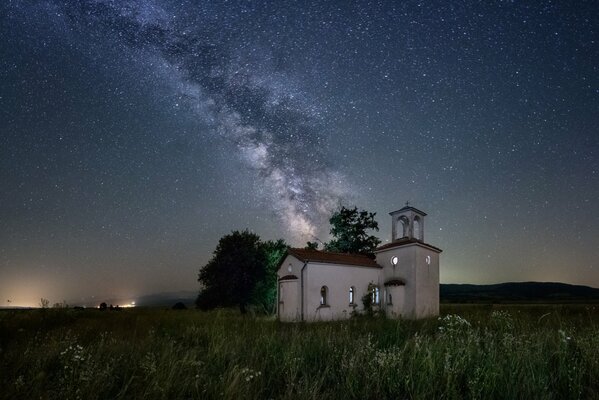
[[438, 314, 471, 337], [558, 329, 573, 344], [14, 375, 25, 390], [240, 367, 260, 383]]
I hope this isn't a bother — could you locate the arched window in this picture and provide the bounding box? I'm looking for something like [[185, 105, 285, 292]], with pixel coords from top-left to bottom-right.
[[320, 286, 328, 306], [349, 286, 355, 304], [371, 286, 380, 305], [388, 293, 393, 305]]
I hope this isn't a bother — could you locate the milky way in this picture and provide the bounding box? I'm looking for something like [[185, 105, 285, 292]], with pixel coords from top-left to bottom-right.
[[44, 0, 349, 240], [1, 0, 597, 304]]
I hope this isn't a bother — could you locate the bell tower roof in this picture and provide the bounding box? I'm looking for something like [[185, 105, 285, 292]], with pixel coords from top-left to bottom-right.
[[389, 205, 427, 217], [381, 202, 442, 253], [390, 202, 427, 242]]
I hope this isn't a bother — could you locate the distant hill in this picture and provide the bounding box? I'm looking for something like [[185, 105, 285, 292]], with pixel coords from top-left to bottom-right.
[[60, 290, 198, 308], [134, 291, 197, 307], [441, 282, 599, 303], [6, 282, 598, 310]]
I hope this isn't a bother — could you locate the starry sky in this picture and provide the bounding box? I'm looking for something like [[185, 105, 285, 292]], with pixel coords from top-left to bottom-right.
[[1, 1, 598, 306]]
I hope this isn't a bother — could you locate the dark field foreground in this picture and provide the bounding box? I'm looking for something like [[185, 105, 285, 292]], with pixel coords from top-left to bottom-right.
[[1, 304, 598, 400]]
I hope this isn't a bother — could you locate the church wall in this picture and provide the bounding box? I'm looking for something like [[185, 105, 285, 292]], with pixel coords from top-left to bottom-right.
[[413, 247, 440, 318], [376, 246, 418, 317], [375, 243, 440, 319], [278, 280, 299, 321], [384, 285, 405, 318], [277, 255, 306, 279], [304, 262, 381, 321], [276, 255, 306, 321]]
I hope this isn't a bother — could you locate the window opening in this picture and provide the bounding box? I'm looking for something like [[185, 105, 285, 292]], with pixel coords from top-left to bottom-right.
[[320, 286, 328, 306]]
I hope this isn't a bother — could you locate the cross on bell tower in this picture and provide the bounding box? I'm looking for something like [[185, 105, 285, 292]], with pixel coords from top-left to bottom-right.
[[389, 203, 427, 242]]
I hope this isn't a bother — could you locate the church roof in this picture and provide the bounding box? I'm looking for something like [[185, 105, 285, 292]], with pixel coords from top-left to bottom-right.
[[389, 205, 427, 216], [376, 238, 443, 253], [287, 248, 381, 268]]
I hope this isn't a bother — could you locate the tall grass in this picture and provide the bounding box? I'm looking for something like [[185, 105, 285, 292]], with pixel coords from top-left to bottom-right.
[[0, 304, 597, 399]]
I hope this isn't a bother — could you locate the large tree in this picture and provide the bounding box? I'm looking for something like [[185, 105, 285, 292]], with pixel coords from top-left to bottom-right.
[[196, 230, 267, 313], [324, 206, 381, 257], [250, 239, 288, 314], [196, 231, 288, 314]]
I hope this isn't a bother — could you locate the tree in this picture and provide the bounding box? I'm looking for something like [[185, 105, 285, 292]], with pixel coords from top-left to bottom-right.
[[39, 298, 49, 309], [305, 241, 319, 250], [251, 239, 288, 314], [196, 230, 269, 313], [52, 300, 68, 309], [324, 206, 381, 258]]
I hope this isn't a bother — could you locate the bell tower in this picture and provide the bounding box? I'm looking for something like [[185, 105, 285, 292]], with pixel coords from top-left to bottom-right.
[[374, 203, 441, 319], [390, 202, 426, 241]]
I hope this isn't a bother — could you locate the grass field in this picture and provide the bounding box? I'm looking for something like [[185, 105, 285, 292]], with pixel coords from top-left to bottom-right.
[[1, 304, 598, 399]]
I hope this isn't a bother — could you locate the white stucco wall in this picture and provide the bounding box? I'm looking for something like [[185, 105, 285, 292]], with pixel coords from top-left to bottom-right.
[[413, 246, 440, 318], [377, 246, 417, 317], [276, 255, 306, 321], [304, 262, 381, 321], [278, 279, 299, 321], [384, 285, 405, 318], [375, 243, 440, 319]]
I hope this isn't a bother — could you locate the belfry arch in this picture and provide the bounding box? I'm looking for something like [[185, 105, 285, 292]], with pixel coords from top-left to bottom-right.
[[390, 203, 426, 242]]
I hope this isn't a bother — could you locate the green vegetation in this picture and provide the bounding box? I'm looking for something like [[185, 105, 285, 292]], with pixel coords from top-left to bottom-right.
[[196, 230, 287, 313], [249, 239, 288, 314], [1, 304, 598, 399], [323, 206, 381, 257]]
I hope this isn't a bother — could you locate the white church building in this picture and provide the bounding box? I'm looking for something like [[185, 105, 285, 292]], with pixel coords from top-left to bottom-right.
[[276, 205, 442, 321]]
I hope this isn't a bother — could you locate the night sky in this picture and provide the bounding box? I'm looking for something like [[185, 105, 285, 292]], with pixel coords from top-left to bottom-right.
[[1, 1, 597, 306]]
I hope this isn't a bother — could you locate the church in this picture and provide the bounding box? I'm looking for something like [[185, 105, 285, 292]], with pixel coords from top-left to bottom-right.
[[277, 204, 442, 321]]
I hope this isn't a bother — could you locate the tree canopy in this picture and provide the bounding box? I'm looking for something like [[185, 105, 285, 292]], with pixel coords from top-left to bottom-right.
[[305, 241, 319, 250], [196, 230, 287, 313], [324, 206, 381, 257], [250, 239, 288, 314]]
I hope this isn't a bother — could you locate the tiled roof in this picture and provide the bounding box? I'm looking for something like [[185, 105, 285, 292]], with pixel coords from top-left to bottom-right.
[[376, 238, 443, 253], [287, 248, 381, 268], [389, 205, 427, 216]]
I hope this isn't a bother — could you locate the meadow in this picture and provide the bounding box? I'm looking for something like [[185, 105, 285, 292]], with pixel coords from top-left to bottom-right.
[[0, 304, 597, 400]]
